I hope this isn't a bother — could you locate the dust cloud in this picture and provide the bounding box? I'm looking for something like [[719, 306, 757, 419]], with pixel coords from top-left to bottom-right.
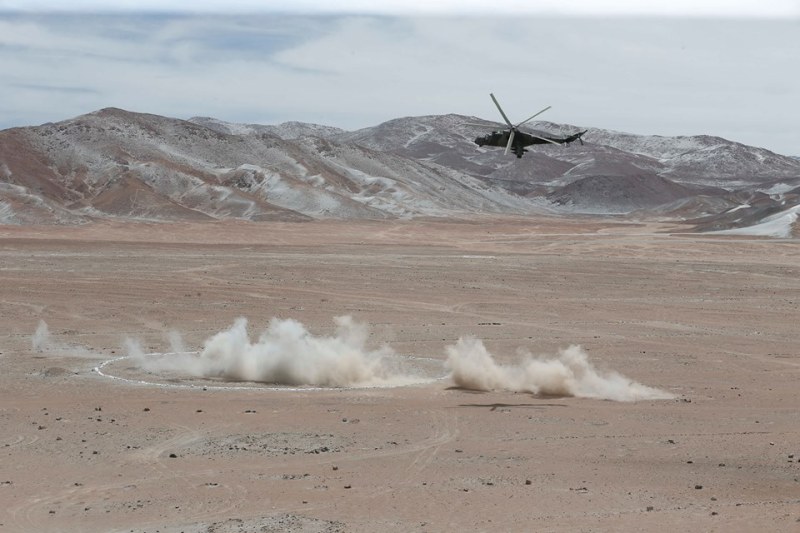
[[31, 320, 95, 357], [33, 317, 671, 399], [445, 337, 673, 401], [31, 320, 50, 352], [132, 316, 428, 388]]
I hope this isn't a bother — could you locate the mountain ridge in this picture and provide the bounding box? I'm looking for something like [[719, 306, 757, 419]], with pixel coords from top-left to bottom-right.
[[1, 108, 798, 235]]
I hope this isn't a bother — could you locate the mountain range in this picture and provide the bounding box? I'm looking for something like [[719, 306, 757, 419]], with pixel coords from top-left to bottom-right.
[[1, 108, 798, 235]]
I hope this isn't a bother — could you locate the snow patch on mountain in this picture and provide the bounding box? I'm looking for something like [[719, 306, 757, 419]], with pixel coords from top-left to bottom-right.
[[189, 117, 345, 140], [710, 204, 799, 238]]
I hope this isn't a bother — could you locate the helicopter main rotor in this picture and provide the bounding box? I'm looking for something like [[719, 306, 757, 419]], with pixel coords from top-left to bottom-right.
[[485, 93, 560, 155]]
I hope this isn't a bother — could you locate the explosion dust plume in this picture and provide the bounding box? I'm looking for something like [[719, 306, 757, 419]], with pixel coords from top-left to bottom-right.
[[133, 316, 429, 388], [445, 337, 673, 402], [31, 320, 95, 357]]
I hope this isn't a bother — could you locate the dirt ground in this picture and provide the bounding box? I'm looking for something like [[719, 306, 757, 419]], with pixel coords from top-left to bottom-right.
[[1, 217, 799, 532]]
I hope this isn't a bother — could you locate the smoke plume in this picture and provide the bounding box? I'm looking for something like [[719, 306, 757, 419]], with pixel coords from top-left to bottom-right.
[[445, 337, 673, 401], [134, 316, 427, 388]]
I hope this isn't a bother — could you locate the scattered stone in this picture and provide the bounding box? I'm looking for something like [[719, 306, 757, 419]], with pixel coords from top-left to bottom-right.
[[646, 506, 654, 512], [168, 453, 177, 458], [143, 408, 150, 412], [344, 484, 352, 489], [711, 511, 718, 516], [332, 465, 338, 471], [695, 485, 703, 490], [667, 439, 676, 444], [525, 479, 532, 485]]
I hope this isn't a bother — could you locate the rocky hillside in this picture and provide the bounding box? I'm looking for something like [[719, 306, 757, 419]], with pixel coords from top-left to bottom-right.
[[1, 108, 798, 233]]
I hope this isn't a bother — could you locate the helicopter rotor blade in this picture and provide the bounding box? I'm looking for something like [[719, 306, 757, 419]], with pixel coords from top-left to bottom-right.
[[490, 93, 514, 128], [531, 134, 562, 146], [516, 105, 552, 128], [504, 129, 516, 156]]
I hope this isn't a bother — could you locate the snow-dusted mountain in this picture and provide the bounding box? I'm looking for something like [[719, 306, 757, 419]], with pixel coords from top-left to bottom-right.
[[189, 116, 345, 140], [0, 108, 540, 224], [1, 108, 798, 234]]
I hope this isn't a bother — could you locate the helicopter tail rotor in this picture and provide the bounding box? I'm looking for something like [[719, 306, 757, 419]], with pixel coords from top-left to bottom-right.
[[564, 129, 588, 146]]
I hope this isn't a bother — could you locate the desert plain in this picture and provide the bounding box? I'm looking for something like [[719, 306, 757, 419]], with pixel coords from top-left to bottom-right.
[[1, 216, 799, 532]]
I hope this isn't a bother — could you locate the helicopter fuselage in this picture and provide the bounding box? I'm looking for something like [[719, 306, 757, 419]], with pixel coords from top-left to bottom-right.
[[474, 129, 588, 158], [472, 94, 586, 158], [474, 130, 546, 158]]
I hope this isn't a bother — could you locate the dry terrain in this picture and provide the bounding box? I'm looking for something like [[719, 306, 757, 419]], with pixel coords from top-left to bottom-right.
[[1, 217, 799, 532]]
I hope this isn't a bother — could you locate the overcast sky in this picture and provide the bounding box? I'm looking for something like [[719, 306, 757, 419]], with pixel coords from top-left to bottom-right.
[[1, 1, 798, 155]]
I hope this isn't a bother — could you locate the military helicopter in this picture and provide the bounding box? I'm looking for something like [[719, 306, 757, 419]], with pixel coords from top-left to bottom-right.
[[472, 93, 587, 158]]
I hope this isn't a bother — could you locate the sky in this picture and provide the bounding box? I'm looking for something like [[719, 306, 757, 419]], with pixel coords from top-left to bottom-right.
[[0, 1, 798, 155]]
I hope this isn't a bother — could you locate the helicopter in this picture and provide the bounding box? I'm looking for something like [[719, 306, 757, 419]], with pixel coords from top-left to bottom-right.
[[472, 93, 587, 158]]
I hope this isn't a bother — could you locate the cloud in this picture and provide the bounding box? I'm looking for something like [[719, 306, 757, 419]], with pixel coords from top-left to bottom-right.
[[0, 13, 798, 154], [10, 82, 99, 95], [1, 1, 798, 17]]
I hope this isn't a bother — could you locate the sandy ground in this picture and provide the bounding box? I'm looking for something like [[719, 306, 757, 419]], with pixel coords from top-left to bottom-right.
[[1, 217, 799, 532]]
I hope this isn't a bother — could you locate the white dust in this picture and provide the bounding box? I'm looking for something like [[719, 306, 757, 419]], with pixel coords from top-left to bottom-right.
[[32, 320, 51, 352], [445, 337, 673, 401], [32, 317, 672, 400], [132, 316, 427, 388], [31, 320, 96, 357]]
